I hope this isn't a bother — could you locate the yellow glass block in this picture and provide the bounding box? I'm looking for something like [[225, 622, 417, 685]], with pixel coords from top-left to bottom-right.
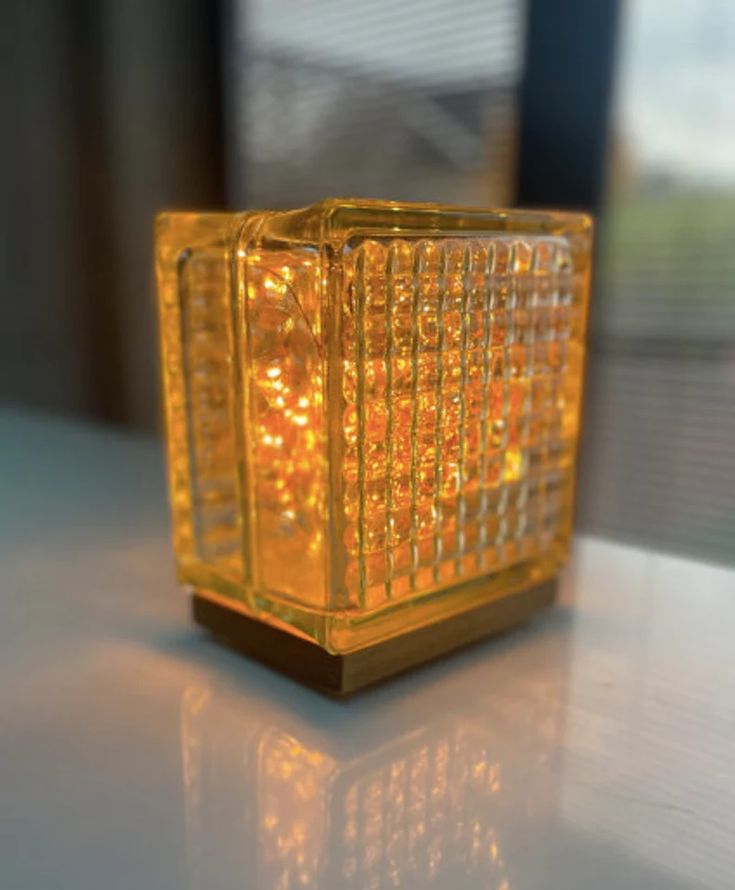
[[156, 199, 593, 691]]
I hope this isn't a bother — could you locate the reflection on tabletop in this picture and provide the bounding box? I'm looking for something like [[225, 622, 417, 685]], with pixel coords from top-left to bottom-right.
[[179, 614, 566, 890], [2, 412, 733, 890], [177, 541, 735, 890]]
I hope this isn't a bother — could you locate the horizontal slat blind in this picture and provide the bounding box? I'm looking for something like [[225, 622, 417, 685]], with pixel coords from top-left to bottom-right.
[[230, 0, 525, 208], [579, 0, 735, 564]]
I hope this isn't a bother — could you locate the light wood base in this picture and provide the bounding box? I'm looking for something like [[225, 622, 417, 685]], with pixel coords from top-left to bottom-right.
[[192, 577, 557, 696]]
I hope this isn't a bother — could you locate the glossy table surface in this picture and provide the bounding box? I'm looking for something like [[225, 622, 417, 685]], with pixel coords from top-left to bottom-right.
[[2, 409, 734, 890]]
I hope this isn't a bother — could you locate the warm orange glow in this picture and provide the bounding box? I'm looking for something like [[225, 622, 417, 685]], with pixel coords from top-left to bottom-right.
[[156, 199, 592, 653], [181, 686, 521, 889]]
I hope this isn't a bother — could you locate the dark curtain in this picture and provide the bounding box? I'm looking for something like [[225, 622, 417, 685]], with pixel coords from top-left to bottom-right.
[[0, 0, 227, 430]]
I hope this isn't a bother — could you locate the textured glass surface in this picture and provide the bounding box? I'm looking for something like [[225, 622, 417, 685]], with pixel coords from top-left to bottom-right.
[[156, 200, 592, 652]]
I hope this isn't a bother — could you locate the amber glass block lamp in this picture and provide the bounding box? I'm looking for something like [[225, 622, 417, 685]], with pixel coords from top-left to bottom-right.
[[156, 199, 592, 693]]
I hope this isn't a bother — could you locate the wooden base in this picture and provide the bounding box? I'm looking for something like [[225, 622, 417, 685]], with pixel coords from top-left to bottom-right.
[[192, 578, 557, 696]]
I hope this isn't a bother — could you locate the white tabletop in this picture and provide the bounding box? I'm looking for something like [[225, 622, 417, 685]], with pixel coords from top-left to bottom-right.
[[2, 409, 734, 890]]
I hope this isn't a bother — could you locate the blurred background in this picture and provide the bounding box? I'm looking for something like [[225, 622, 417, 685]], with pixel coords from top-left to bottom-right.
[[1, 0, 733, 566]]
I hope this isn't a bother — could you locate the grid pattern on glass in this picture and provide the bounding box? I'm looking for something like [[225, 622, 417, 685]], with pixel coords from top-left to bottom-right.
[[157, 204, 591, 655], [342, 236, 583, 608], [179, 248, 243, 574], [336, 731, 506, 887]]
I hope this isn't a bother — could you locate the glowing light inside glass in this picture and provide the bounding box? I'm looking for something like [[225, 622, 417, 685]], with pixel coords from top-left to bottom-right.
[[156, 200, 592, 653]]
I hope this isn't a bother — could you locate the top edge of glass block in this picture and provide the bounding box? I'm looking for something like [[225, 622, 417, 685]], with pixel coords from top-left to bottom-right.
[[156, 198, 593, 247], [315, 197, 592, 234]]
